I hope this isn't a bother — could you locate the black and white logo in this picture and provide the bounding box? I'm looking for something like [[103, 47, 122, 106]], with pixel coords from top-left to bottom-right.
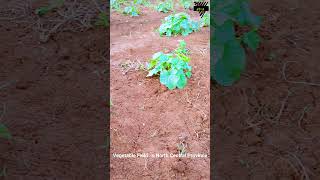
[[193, 1, 209, 18]]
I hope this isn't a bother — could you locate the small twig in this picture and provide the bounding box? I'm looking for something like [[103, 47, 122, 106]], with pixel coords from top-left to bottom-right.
[[184, 92, 192, 104], [274, 90, 291, 124], [270, 144, 313, 180], [244, 106, 264, 130], [144, 158, 148, 170], [282, 61, 320, 87], [297, 105, 311, 132], [40, 19, 68, 42], [287, 152, 311, 180]]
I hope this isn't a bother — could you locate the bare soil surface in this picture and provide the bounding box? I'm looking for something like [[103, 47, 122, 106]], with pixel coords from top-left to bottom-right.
[[213, 0, 320, 179], [0, 0, 107, 179], [110, 6, 210, 180]]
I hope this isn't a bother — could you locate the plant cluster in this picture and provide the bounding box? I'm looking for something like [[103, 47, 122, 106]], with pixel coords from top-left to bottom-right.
[[134, 0, 151, 6], [159, 12, 200, 37], [147, 40, 192, 90], [155, 0, 174, 13], [111, 0, 149, 14], [211, 0, 262, 86], [123, 5, 140, 16], [111, 0, 122, 11]]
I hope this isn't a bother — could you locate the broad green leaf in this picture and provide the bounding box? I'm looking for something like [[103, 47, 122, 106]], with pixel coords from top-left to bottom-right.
[[211, 0, 262, 86], [237, 2, 262, 28], [213, 20, 235, 44], [186, 71, 192, 78], [160, 70, 170, 85], [177, 73, 187, 89], [159, 54, 169, 63], [242, 30, 261, 52], [213, 39, 246, 86], [166, 73, 179, 90], [148, 59, 158, 69], [212, 12, 230, 26]]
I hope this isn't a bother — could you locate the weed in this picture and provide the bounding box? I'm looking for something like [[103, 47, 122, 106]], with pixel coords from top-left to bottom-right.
[[177, 142, 187, 155], [120, 59, 146, 74], [159, 12, 200, 37], [147, 40, 192, 90]]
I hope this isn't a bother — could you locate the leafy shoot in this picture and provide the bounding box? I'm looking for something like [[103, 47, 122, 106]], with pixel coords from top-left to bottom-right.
[[147, 40, 192, 90]]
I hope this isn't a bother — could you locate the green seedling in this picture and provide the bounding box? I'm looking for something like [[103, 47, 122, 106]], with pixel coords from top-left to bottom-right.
[[179, 0, 192, 9], [211, 0, 262, 86], [147, 40, 192, 90], [134, 0, 151, 6], [111, 0, 122, 11], [35, 0, 64, 16], [155, 0, 173, 13], [159, 12, 200, 37]]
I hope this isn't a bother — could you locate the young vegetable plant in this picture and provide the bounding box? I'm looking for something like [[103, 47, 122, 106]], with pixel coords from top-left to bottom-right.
[[155, 0, 174, 13], [134, 0, 151, 7], [123, 4, 140, 17], [159, 12, 200, 37], [147, 40, 192, 90], [179, 0, 192, 9], [111, 0, 122, 11], [211, 0, 262, 86]]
